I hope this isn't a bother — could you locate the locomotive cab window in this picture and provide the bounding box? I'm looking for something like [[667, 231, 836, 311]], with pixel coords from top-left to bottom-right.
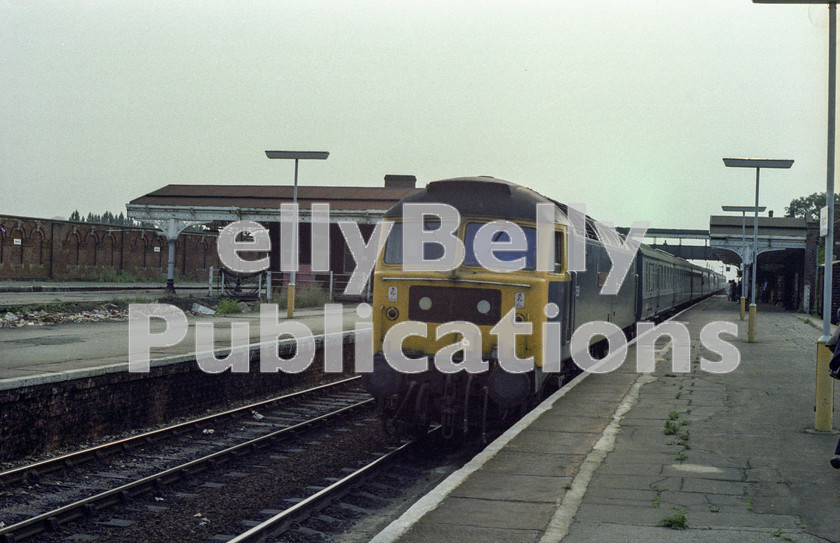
[[464, 222, 537, 270], [383, 220, 447, 265]]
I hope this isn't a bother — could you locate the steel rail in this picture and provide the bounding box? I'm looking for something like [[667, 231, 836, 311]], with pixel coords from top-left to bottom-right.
[[227, 432, 429, 543], [0, 375, 361, 487], [0, 395, 373, 542]]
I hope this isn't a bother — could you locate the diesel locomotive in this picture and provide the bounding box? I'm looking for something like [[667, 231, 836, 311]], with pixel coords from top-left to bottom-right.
[[361, 176, 725, 438]]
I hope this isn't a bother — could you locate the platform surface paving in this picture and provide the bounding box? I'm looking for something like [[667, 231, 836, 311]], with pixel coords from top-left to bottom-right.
[[372, 296, 840, 543], [0, 304, 362, 384]]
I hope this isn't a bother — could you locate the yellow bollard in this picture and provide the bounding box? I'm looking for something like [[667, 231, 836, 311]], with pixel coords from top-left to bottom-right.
[[739, 297, 745, 321], [286, 283, 296, 319], [747, 304, 756, 343], [816, 340, 835, 432]]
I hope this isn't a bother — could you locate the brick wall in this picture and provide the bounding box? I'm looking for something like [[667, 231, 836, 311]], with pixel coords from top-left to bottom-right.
[[0, 214, 221, 281], [0, 336, 356, 461]]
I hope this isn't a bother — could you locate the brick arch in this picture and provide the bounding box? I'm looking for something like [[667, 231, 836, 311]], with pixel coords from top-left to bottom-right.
[[65, 230, 82, 265], [26, 229, 46, 266], [134, 233, 151, 267], [8, 225, 25, 265], [101, 232, 118, 267], [82, 230, 99, 266], [194, 236, 210, 269], [206, 237, 216, 269], [151, 236, 165, 268]]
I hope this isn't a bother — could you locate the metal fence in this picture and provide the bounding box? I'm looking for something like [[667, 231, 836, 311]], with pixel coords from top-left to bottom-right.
[[207, 267, 371, 302]]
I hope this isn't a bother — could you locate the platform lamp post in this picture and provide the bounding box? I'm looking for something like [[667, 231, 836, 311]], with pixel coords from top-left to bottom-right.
[[265, 150, 329, 318], [722, 159, 793, 343], [753, 0, 835, 431], [722, 205, 766, 321]]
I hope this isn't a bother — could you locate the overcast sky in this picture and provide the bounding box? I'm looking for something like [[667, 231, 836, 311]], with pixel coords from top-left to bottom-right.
[[0, 0, 832, 232]]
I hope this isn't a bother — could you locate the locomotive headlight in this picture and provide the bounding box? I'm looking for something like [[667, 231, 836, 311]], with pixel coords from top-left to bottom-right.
[[418, 296, 432, 310], [476, 299, 491, 315], [385, 307, 399, 320]]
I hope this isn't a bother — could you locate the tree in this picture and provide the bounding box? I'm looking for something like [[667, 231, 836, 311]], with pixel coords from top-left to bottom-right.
[[785, 192, 840, 219], [67, 209, 157, 228]]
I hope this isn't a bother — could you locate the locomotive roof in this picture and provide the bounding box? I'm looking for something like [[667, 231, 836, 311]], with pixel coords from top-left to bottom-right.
[[383, 176, 568, 224]]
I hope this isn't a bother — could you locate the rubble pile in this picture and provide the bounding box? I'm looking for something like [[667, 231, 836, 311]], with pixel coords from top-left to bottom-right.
[[0, 303, 213, 328], [1, 305, 129, 328]]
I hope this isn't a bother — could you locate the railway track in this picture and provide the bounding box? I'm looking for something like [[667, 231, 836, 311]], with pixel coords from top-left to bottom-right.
[[0, 376, 362, 488], [0, 376, 373, 542], [227, 431, 431, 543]]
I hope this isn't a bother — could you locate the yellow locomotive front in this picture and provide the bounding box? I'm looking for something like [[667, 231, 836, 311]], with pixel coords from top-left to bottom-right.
[[362, 177, 573, 439]]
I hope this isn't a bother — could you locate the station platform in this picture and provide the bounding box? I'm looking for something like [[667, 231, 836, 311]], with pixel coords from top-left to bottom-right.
[[0, 280, 209, 307], [372, 296, 840, 543], [0, 280, 208, 293], [0, 304, 363, 388]]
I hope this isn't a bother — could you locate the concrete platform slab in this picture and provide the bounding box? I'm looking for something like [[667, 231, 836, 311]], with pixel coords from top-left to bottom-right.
[[398, 523, 543, 543], [451, 473, 571, 503], [371, 297, 840, 543], [419, 496, 557, 531], [0, 305, 361, 387]]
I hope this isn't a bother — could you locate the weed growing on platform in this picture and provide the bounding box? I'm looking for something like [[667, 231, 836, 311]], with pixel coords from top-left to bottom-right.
[[664, 420, 681, 435], [772, 526, 795, 542], [658, 509, 688, 530]]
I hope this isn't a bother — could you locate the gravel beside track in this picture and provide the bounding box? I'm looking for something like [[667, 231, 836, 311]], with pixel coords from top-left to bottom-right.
[[65, 415, 391, 543]]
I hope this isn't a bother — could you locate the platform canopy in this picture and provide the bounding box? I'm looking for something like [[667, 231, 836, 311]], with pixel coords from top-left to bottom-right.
[[709, 215, 807, 266], [126, 183, 421, 226]]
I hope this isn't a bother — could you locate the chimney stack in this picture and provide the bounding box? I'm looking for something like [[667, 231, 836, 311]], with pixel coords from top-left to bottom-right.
[[384, 175, 417, 188]]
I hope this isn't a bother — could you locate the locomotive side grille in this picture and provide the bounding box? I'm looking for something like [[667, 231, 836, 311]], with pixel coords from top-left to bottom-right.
[[408, 286, 501, 325]]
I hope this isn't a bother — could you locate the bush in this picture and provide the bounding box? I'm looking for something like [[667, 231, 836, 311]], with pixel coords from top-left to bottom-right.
[[271, 285, 331, 309], [216, 298, 242, 314]]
